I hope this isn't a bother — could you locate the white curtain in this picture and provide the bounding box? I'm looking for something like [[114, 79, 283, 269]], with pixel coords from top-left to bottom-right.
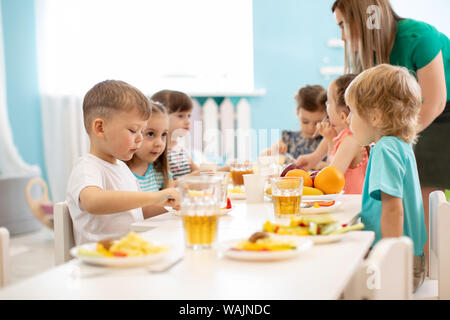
[[0, 6, 40, 179], [41, 95, 89, 202]]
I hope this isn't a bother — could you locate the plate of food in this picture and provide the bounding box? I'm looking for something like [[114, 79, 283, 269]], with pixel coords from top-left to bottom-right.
[[300, 200, 342, 215], [228, 186, 246, 200], [220, 232, 313, 261], [70, 232, 170, 267], [262, 215, 364, 244], [301, 191, 344, 201]]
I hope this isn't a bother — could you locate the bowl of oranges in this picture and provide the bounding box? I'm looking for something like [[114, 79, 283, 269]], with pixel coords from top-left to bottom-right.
[[266, 165, 345, 201]]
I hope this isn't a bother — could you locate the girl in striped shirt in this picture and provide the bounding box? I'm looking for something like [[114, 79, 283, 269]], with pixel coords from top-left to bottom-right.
[[151, 90, 199, 180], [127, 101, 174, 217]]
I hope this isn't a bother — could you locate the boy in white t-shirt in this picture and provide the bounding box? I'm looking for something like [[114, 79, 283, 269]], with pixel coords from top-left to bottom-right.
[[66, 80, 179, 245]]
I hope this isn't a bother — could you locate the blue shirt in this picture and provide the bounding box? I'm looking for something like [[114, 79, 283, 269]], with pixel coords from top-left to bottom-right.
[[133, 163, 170, 192], [281, 130, 322, 159], [360, 136, 427, 256]]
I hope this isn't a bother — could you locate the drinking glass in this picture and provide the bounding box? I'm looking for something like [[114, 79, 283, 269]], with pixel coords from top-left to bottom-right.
[[200, 171, 229, 209], [178, 176, 222, 249], [271, 177, 303, 218], [229, 160, 253, 187]]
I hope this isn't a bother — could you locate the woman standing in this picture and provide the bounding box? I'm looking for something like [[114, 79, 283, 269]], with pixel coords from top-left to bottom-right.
[[331, 0, 450, 274]]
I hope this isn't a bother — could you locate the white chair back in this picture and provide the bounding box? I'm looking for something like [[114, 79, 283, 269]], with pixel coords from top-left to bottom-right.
[[429, 191, 450, 299], [54, 201, 75, 265], [0, 227, 10, 287], [344, 237, 413, 300]]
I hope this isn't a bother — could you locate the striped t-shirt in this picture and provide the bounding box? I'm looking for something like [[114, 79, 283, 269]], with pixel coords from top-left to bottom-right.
[[168, 147, 192, 180], [133, 163, 167, 192]]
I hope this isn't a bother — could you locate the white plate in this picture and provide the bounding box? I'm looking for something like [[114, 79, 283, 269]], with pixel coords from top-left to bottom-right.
[[219, 237, 313, 262], [228, 192, 246, 200], [300, 201, 342, 215], [301, 192, 344, 201], [165, 207, 232, 216], [70, 242, 170, 268]]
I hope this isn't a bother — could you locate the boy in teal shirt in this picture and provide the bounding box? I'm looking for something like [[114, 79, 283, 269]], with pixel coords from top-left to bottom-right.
[[345, 64, 427, 293]]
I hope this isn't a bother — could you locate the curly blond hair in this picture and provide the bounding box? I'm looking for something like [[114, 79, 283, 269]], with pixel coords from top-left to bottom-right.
[[345, 64, 422, 144]]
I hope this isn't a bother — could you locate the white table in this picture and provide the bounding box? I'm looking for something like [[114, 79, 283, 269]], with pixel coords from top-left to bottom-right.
[[0, 195, 374, 300]]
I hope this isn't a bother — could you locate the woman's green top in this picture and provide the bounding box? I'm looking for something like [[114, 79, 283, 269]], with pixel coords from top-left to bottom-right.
[[390, 19, 450, 115]]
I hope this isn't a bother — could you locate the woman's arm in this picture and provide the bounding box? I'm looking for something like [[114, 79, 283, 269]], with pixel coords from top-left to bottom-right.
[[417, 51, 447, 132], [79, 186, 179, 214], [380, 192, 404, 238]]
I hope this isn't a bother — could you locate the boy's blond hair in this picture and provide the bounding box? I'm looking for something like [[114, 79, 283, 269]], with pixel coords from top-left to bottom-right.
[[345, 64, 422, 144], [83, 80, 151, 134]]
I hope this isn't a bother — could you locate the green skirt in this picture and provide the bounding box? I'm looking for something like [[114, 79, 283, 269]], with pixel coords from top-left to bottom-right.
[[414, 106, 450, 189]]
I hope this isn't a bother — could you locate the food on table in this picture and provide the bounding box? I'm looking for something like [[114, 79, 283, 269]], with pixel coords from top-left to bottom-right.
[[313, 166, 345, 194], [302, 186, 325, 196], [265, 186, 272, 196], [231, 232, 297, 251], [280, 163, 306, 177], [262, 215, 364, 236], [221, 197, 232, 210], [303, 200, 335, 207], [77, 232, 169, 258], [228, 186, 245, 194], [301, 201, 336, 209], [284, 169, 313, 187]]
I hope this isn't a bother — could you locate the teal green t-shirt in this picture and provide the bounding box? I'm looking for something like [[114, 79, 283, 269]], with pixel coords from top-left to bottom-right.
[[360, 136, 427, 256], [390, 19, 450, 105]]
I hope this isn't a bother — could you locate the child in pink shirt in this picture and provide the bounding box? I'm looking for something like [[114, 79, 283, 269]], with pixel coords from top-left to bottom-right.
[[297, 74, 368, 194]]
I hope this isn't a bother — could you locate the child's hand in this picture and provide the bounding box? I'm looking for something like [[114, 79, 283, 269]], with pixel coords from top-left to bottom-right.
[[160, 188, 180, 210], [296, 153, 319, 171], [277, 142, 288, 155], [317, 121, 338, 141]]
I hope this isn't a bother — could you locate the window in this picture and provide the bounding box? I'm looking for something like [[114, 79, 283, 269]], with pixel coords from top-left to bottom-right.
[[35, 0, 254, 95]]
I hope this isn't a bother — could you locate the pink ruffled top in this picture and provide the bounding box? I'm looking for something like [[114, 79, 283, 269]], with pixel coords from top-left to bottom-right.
[[328, 128, 369, 194]]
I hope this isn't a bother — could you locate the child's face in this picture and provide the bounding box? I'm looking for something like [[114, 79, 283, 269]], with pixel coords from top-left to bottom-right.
[[169, 110, 192, 136], [327, 82, 348, 130], [103, 108, 148, 161], [297, 108, 327, 138], [134, 113, 169, 163], [347, 104, 374, 146]]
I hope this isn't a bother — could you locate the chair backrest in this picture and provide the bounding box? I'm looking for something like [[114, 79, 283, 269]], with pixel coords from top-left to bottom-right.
[[429, 190, 450, 299], [54, 201, 75, 265], [0, 227, 10, 287], [344, 237, 413, 300]]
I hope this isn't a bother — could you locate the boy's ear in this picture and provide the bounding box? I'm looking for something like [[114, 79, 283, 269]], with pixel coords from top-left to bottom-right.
[[370, 109, 383, 127], [92, 118, 106, 138]]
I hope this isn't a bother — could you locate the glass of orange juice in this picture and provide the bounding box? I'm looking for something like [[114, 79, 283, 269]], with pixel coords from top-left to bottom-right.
[[178, 176, 222, 249], [271, 177, 303, 218], [230, 159, 253, 187]]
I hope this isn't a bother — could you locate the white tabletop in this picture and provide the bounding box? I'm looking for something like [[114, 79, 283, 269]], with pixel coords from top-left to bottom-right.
[[0, 195, 374, 300]]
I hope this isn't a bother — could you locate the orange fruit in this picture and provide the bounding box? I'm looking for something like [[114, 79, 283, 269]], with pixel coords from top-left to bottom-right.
[[313, 166, 345, 194], [284, 169, 313, 187]]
